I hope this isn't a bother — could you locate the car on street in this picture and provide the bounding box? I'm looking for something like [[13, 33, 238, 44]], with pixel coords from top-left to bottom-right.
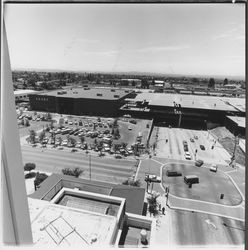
[[145, 174, 161, 183], [194, 135, 198, 139], [195, 159, 204, 167], [200, 145, 205, 150], [58, 146, 63, 150], [128, 126, 132, 130], [184, 152, 192, 160], [190, 138, 195, 142], [71, 149, 78, 153], [115, 154, 122, 159], [68, 121, 73, 125]]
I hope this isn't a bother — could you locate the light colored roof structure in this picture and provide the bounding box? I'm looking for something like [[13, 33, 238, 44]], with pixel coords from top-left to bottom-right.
[[29, 200, 117, 246], [39, 88, 131, 100], [226, 116, 246, 128], [14, 89, 38, 95], [131, 93, 245, 112]]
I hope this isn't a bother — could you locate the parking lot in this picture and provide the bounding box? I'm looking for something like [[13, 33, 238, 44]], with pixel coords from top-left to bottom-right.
[[19, 111, 151, 159], [149, 127, 231, 164]]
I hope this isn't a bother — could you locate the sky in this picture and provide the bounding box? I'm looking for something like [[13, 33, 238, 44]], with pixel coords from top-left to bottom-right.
[[4, 3, 245, 78]]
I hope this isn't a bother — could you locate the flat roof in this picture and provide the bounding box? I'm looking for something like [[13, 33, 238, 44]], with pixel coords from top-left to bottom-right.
[[14, 89, 38, 95], [111, 185, 145, 215], [30, 174, 146, 215], [37, 88, 131, 100], [132, 93, 245, 112], [29, 199, 116, 246], [226, 116, 246, 128]]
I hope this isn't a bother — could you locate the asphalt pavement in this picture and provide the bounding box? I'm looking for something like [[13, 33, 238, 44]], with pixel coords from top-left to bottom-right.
[[21, 144, 136, 184]]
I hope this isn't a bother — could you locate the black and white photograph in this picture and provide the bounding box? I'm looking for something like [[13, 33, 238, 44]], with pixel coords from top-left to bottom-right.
[[2, 1, 246, 248]]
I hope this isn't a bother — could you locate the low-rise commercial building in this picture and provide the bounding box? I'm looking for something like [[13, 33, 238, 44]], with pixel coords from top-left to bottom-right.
[[29, 87, 133, 116], [29, 174, 156, 247]]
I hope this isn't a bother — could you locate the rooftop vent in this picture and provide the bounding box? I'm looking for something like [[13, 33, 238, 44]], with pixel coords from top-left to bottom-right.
[[97, 93, 103, 97], [114, 95, 120, 98]]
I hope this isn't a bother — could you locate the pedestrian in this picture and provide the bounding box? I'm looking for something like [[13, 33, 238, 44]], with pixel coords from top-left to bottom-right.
[[162, 207, 165, 215], [159, 204, 161, 211]]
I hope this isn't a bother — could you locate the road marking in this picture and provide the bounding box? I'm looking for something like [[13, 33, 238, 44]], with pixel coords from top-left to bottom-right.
[[205, 219, 217, 229], [134, 159, 142, 181]]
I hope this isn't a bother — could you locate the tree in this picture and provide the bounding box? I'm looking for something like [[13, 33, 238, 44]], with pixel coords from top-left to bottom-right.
[[69, 137, 76, 147], [122, 179, 141, 187], [224, 78, 228, 86], [62, 167, 83, 178], [147, 192, 160, 216], [58, 117, 64, 128], [46, 112, 52, 120], [121, 142, 128, 149], [113, 128, 120, 139], [29, 129, 36, 144], [113, 118, 118, 128], [113, 144, 119, 155], [141, 79, 149, 89], [24, 118, 30, 127], [80, 136, 85, 145], [208, 78, 215, 89], [24, 163, 36, 172], [57, 136, 62, 145], [39, 131, 46, 143], [34, 172, 48, 190]]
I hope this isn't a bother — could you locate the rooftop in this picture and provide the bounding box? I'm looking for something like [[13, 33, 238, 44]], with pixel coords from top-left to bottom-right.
[[131, 93, 245, 112], [37, 87, 132, 100], [226, 116, 246, 128], [29, 198, 117, 246], [29, 174, 145, 215], [14, 89, 38, 95]]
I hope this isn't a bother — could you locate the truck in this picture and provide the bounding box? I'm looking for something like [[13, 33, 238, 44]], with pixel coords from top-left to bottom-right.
[[184, 175, 199, 185]]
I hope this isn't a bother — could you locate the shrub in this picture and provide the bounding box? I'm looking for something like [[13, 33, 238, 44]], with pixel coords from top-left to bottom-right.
[[62, 167, 83, 178], [24, 163, 36, 172], [25, 172, 36, 179], [34, 172, 48, 190]]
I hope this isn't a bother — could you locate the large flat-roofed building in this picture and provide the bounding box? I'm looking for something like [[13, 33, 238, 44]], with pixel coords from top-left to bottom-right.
[[28, 174, 156, 247], [29, 87, 133, 116], [121, 92, 245, 128], [225, 116, 246, 136]]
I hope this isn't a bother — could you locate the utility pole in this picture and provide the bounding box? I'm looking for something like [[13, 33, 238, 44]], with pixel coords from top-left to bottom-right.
[[89, 154, 92, 180]]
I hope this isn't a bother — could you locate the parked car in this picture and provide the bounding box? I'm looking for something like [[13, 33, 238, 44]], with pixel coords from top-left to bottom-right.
[[210, 164, 218, 172], [194, 135, 198, 139], [115, 154, 122, 159], [200, 145, 205, 150], [184, 152, 191, 160], [190, 138, 195, 142]]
